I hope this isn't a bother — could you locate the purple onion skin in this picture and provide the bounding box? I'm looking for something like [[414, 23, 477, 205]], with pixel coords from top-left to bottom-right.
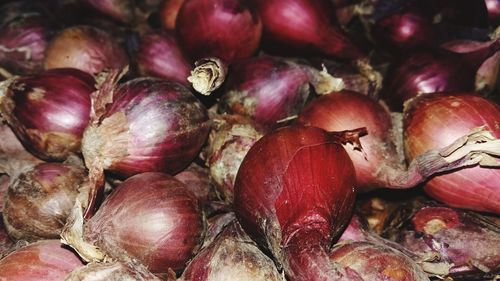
[[180, 220, 282, 281], [219, 56, 310, 128], [85, 172, 205, 273], [329, 241, 430, 281], [2, 162, 85, 241], [0, 68, 95, 161], [0, 16, 51, 75], [92, 78, 210, 178], [0, 240, 84, 281], [136, 31, 192, 86], [381, 52, 475, 112], [82, 0, 135, 24]]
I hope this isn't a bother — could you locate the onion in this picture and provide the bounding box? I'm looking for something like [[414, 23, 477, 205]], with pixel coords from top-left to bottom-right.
[[66, 261, 169, 281], [205, 114, 263, 202], [43, 25, 128, 75], [135, 30, 192, 86], [159, 0, 186, 29], [0, 15, 52, 75], [180, 219, 282, 281], [81, 0, 135, 24], [175, 162, 217, 208], [176, 0, 262, 63], [253, 0, 364, 60], [0, 68, 95, 161], [329, 241, 430, 281], [0, 240, 84, 281], [62, 172, 205, 274], [234, 125, 364, 280], [404, 93, 500, 213], [2, 160, 86, 241]]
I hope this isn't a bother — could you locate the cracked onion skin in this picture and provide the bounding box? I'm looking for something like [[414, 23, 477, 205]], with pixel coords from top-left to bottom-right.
[[404, 93, 500, 213]]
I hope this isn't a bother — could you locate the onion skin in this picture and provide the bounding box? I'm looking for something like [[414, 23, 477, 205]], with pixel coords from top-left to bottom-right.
[[43, 25, 128, 75], [253, 0, 364, 60], [135, 31, 191, 86], [159, 0, 186, 29], [176, 0, 262, 63], [65, 261, 167, 281], [0, 211, 14, 258], [0, 68, 95, 161], [234, 125, 360, 280], [84, 172, 205, 273], [404, 93, 500, 213], [174, 162, 217, 208], [0, 240, 84, 281], [83, 77, 210, 179], [219, 56, 311, 128], [82, 0, 135, 24], [180, 220, 282, 281]]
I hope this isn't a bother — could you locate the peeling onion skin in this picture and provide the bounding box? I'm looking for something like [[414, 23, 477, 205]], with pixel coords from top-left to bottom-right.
[[176, 0, 262, 63], [85, 172, 205, 273], [43, 25, 128, 75], [234, 125, 358, 280], [404, 93, 500, 213], [180, 220, 283, 281], [2, 162, 86, 242], [0, 68, 95, 161], [0, 240, 84, 281]]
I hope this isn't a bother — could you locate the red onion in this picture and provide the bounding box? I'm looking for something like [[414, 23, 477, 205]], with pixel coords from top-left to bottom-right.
[[486, 0, 500, 25], [205, 114, 263, 202], [0, 240, 84, 281], [159, 0, 186, 29], [43, 25, 128, 75], [0, 15, 52, 75], [62, 172, 205, 274], [135, 30, 192, 86], [0, 68, 95, 161], [2, 160, 86, 241], [81, 0, 135, 24], [181, 219, 282, 281], [176, 0, 262, 63], [253, 0, 364, 60], [234, 125, 364, 280], [0, 123, 41, 163], [404, 93, 500, 213]]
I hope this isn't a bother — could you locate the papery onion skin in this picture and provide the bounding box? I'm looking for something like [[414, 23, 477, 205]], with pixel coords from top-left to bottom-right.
[[253, 0, 364, 60], [404, 93, 500, 213], [0, 16, 52, 75], [81, 0, 135, 24], [219, 56, 311, 128], [65, 261, 167, 281], [83, 78, 210, 178], [180, 219, 282, 281], [0, 68, 95, 161], [0, 210, 14, 257], [85, 172, 205, 273], [43, 25, 128, 75], [176, 0, 262, 63], [297, 90, 397, 191], [159, 0, 186, 29], [2, 162, 86, 241], [234, 125, 358, 279], [0, 240, 84, 281], [135, 31, 191, 86]]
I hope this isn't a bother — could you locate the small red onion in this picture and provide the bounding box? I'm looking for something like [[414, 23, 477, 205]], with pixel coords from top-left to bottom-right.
[[176, 0, 262, 63], [0, 16, 52, 75], [0, 240, 84, 281], [135, 30, 192, 86], [0, 68, 95, 161], [254, 0, 364, 60], [181, 219, 282, 281], [63, 172, 205, 274], [2, 161, 86, 241], [404, 93, 500, 213], [43, 25, 128, 75], [159, 0, 186, 29], [81, 0, 135, 24], [234, 125, 362, 280]]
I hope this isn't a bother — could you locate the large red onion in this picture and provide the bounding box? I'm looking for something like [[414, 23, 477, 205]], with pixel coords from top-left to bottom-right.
[[176, 0, 262, 63], [253, 0, 364, 60], [81, 0, 135, 24], [0, 240, 84, 281], [135, 30, 192, 86], [2, 160, 86, 241], [404, 93, 500, 213], [159, 0, 186, 29], [0, 68, 95, 161], [234, 125, 363, 280], [62, 172, 205, 274], [43, 25, 128, 75]]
